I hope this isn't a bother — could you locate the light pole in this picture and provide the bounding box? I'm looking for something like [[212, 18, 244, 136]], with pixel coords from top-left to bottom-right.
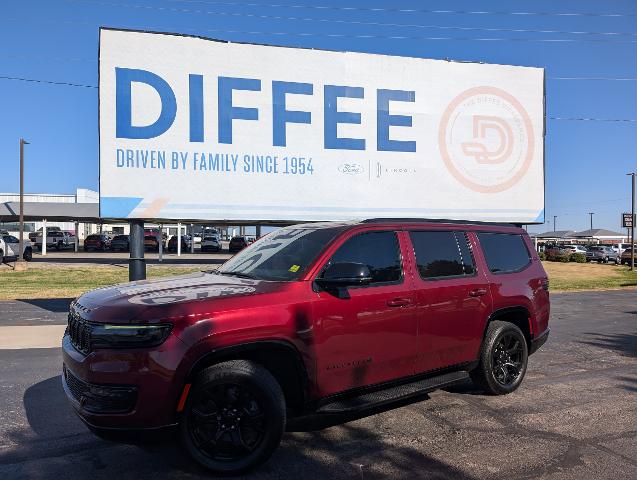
[[628, 173, 636, 271], [588, 212, 594, 231], [16, 139, 29, 271], [553, 215, 557, 232]]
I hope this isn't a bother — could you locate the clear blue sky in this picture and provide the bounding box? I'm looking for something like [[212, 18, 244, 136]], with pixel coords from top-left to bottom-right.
[[1, 0, 636, 233]]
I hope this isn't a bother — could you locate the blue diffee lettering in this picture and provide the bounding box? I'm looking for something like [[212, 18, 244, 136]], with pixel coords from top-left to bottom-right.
[[115, 68, 177, 139], [272, 81, 313, 147], [377, 89, 416, 152], [324, 85, 365, 151], [218, 77, 261, 144]]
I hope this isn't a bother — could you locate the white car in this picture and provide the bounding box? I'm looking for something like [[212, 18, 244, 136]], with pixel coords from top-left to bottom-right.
[[0, 234, 33, 262], [200, 235, 221, 252]]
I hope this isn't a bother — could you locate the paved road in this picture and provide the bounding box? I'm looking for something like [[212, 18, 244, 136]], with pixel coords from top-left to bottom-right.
[[0, 291, 635, 479]]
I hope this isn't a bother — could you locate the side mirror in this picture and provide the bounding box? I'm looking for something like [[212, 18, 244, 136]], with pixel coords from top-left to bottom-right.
[[316, 262, 373, 289]]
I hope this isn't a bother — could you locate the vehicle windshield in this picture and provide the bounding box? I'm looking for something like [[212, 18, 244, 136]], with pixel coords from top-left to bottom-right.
[[216, 226, 347, 281]]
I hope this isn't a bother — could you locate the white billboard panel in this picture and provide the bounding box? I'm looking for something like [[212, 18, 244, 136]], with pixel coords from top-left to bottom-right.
[[99, 28, 545, 223]]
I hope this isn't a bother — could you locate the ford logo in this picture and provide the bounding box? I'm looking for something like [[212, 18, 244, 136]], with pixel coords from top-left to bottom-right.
[[338, 163, 364, 175]]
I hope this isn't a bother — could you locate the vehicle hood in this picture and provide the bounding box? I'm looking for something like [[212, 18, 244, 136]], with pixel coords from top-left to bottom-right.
[[74, 271, 285, 323]]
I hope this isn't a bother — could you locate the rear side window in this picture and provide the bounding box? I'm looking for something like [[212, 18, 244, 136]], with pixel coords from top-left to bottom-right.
[[409, 231, 475, 279], [477, 233, 531, 274], [327, 231, 401, 284]]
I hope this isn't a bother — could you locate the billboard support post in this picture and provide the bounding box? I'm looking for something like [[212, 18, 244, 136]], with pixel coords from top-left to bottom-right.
[[129, 220, 146, 281], [177, 222, 181, 257]]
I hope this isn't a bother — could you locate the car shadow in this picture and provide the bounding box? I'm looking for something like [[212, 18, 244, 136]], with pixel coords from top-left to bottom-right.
[[5, 375, 475, 479], [579, 332, 637, 358], [17, 298, 74, 313]]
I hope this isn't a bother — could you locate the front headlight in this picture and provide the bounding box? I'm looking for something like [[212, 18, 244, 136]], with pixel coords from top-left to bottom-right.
[[90, 324, 172, 349]]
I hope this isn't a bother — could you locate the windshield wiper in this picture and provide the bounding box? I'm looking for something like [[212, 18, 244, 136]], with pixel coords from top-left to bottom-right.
[[216, 271, 256, 279]]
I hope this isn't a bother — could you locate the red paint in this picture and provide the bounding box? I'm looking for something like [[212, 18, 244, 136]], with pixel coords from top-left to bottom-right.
[[62, 221, 550, 430]]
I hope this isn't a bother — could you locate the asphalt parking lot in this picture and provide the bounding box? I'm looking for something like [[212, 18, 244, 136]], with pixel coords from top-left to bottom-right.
[[0, 290, 635, 479]]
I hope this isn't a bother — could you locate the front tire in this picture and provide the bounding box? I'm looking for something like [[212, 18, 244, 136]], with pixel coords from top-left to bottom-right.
[[470, 320, 528, 395], [23, 248, 32, 262], [180, 360, 285, 475]]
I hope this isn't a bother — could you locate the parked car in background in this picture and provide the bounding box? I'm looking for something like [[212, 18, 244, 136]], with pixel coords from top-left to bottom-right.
[[200, 235, 221, 252], [586, 245, 620, 264], [144, 235, 161, 252], [29, 226, 61, 243], [228, 235, 249, 253], [144, 229, 167, 248], [84, 234, 112, 251], [110, 234, 130, 252], [62, 220, 550, 474], [168, 235, 192, 252], [36, 230, 76, 251], [561, 244, 588, 255], [0, 234, 32, 262], [620, 247, 635, 265]]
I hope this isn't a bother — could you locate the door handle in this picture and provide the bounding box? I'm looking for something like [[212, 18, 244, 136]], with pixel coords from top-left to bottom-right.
[[387, 298, 411, 307], [469, 288, 488, 297]]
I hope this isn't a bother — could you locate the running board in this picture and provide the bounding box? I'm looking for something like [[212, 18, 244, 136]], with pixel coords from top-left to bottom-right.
[[317, 371, 469, 414]]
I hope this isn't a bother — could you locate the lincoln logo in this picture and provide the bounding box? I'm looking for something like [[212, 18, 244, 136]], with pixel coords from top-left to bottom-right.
[[438, 86, 535, 193]]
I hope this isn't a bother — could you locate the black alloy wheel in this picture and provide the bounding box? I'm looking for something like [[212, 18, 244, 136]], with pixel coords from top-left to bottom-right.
[[189, 383, 265, 460], [470, 320, 529, 395], [491, 333, 524, 387], [180, 360, 285, 474]]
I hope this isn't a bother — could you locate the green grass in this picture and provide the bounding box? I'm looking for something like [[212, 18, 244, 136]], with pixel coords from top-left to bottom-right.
[[0, 265, 202, 300], [542, 261, 637, 292], [1, 261, 636, 300]]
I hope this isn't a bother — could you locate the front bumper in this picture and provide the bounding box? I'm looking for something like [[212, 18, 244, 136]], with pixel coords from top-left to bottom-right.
[[62, 333, 189, 430], [529, 328, 550, 355]]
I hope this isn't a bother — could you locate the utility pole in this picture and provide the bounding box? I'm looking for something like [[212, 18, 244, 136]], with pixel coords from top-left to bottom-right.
[[628, 173, 636, 271], [588, 212, 594, 231], [553, 215, 557, 232], [16, 139, 29, 271]]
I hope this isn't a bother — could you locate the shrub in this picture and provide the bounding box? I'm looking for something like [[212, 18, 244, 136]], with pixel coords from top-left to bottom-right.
[[570, 253, 586, 263], [539, 251, 546, 261], [554, 253, 571, 263]]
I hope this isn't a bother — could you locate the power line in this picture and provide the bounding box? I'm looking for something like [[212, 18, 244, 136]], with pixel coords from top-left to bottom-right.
[[62, 1, 637, 38], [0, 75, 97, 89], [67, 1, 637, 43], [549, 116, 637, 123], [550, 76, 637, 81], [165, 0, 637, 18]]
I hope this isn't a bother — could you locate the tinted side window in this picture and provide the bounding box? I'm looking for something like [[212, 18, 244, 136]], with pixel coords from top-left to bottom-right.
[[410, 231, 475, 279], [477, 233, 531, 273], [327, 231, 401, 284]]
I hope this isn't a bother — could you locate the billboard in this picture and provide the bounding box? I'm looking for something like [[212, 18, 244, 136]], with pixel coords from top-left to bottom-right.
[[99, 28, 545, 223]]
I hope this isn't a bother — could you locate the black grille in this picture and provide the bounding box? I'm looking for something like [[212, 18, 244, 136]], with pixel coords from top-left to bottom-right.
[[63, 365, 138, 414], [68, 308, 91, 354]]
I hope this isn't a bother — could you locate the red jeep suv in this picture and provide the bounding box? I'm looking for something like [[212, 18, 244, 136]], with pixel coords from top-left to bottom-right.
[[62, 220, 550, 474]]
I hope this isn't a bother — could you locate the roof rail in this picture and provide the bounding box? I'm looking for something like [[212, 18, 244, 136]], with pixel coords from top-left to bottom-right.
[[361, 218, 522, 228]]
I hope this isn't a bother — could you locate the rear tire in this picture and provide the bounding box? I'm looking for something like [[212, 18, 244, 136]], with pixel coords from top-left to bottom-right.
[[179, 360, 285, 475], [470, 320, 528, 395]]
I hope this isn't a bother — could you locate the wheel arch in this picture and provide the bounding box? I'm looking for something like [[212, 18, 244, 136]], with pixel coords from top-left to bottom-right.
[[186, 340, 309, 414], [484, 307, 532, 350]]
